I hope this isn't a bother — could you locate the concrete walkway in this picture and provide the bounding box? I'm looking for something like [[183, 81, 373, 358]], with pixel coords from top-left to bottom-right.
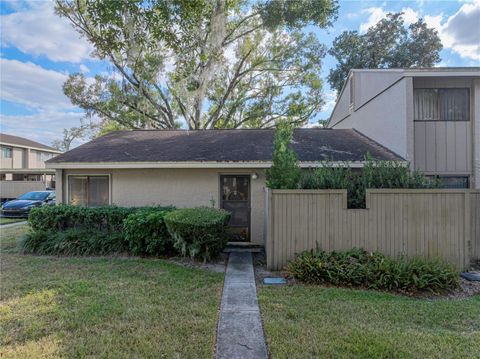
[[0, 221, 27, 229], [216, 252, 268, 359]]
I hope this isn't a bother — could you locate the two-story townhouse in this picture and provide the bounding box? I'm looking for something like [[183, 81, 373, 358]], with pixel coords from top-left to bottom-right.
[[327, 67, 480, 189], [0, 133, 62, 200]]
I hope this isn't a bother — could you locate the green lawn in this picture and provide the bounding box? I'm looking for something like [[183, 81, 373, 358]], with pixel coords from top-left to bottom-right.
[[0, 217, 26, 225], [1, 225, 223, 358], [259, 285, 480, 359]]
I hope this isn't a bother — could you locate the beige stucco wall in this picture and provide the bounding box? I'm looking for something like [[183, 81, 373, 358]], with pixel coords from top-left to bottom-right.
[[58, 168, 267, 245]]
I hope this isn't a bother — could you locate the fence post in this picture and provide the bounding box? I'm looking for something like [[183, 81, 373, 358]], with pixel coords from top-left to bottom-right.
[[266, 188, 274, 270], [464, 190, 471, 268]]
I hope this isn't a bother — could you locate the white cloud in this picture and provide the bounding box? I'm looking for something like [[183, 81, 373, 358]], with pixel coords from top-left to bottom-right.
[[401, 8, 420, 25], [0, 110, 88, 146], [322, 89, 337, 114], [359, 7, 387, 33], [435, 1, 480, 61], [0, 58, 73, 110], [79, 64, 90, 74], [1, 1, 93, 62], [359, 2, 480, 61], [360, 7, 420, 33]]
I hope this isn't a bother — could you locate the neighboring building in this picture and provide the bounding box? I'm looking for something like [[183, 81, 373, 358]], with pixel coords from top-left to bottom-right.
[[0, 133, 62, 200], [327, 67, 480, 189], [46, 129, 402, 244]]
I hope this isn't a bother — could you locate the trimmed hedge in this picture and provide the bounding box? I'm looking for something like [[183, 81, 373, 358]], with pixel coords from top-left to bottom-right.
[[123, 207, 175, 256], [164, 207, 231, 261], [28, 205, 139, 232], [24, 205, 175, 257], [287, 248, 459, 293]]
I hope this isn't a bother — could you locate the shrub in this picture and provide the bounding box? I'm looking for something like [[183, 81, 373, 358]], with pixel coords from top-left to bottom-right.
[[26, 205, 175, 257], [29, 205, 139, 232], [287, 248, 459, 293], [297, 157, 436, 208], [123, 207, 175, 256], [266, 121, 301, 189], [22, 229, 127, 256], [164, 207, 231, 261]]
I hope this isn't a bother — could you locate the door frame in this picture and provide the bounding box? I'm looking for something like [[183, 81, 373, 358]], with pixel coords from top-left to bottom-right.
[[218, 174, 251, 242]]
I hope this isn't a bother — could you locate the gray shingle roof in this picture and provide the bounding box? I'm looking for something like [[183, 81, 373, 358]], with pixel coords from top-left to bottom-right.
[[47, 128, 403, 164], [0, 133, 60, 152]]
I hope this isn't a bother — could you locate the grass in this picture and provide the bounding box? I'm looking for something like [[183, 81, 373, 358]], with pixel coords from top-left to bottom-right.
[[1, 225, 223, 358], [259, 285, 480, 359], [0, 217, 26, 225]]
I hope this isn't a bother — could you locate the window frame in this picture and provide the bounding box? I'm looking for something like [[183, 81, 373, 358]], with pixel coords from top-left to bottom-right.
[[413, 87, 470, 122], [2, 147, 13, 159], [36, 151, 54, 162], [67, 174, 111, 207], [426, 175, 470, 189]]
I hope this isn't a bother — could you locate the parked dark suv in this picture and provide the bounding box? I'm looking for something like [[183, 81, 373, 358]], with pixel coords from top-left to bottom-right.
[[0, 191, 56, 218]]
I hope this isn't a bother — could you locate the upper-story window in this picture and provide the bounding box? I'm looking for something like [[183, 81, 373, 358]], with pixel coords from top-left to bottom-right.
[[36, 151, 54, 162], [414, 88, 469, 121], [1, 147, 12, 158]]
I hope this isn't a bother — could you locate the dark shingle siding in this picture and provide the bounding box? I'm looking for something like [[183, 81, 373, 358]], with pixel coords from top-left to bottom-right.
[[47, 128, 403, 164]]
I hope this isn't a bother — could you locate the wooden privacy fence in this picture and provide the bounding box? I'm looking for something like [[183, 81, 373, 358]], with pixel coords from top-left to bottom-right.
[[266, 189, 480, 270]]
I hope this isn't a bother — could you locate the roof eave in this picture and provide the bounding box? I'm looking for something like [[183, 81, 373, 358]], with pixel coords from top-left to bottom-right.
[[0, 141, 62, 154], [46, 159, 405, 170]]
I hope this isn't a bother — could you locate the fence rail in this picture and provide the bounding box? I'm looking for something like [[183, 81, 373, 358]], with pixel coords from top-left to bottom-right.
[[266, 189, 480, 270]]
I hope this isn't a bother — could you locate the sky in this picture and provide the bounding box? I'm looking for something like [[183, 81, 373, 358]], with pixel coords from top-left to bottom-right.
[[0, 0, 479, 148]]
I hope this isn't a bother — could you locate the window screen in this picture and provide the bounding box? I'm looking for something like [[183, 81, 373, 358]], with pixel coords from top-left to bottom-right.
[[426, 176, 469, 189], [68, 176, 109, 206], [414, 88, 469, 121], [2, 147, 12, 158]]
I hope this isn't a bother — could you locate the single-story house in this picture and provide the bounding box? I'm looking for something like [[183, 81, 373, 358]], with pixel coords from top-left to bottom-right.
[[46, 128, 402, 245]]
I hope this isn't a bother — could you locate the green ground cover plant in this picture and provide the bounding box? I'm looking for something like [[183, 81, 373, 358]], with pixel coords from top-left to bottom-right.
[[287, 248, 459, 293]]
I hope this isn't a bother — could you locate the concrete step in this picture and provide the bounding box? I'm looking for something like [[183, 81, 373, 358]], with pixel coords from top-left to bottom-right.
[[224, 244, 264, 253]]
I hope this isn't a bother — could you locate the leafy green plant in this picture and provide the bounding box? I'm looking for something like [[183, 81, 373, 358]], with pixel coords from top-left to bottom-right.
[[21, 229, 127, 256], [296, 156, 436, 208], [26, 205, 175, 257], [266, 121, 301, 189], [164, 208, 231, 261], [123, 207, 175, 256], [28, 205, 139, 232], [287, 248, 459, 293]]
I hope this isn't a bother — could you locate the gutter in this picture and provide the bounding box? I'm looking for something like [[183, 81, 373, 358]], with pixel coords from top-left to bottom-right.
[[46, 160, 404, 170]]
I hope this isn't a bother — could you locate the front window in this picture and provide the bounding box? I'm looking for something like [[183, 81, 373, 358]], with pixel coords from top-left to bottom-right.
[[68, 175, 109, 206], [427, 176, 469, 189], [414, 88, 469, 121], [2, 147, 12, 158], [36, 151, 54, 162], [18, 191, 50, 201]]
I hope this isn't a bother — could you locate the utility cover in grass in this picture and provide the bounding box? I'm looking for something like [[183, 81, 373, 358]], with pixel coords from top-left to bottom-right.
[[460, 272, 480, 281], [263, 277, 287, 285]]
